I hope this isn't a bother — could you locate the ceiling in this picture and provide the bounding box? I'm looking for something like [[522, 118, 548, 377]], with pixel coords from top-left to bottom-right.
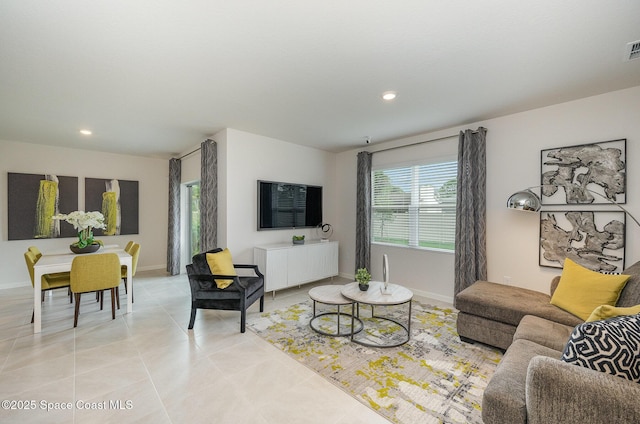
[[1, 2, 639, 159]]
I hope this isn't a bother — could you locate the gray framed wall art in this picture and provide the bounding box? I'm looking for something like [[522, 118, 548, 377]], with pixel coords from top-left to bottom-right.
[[540, 139, 626, 205], [539, 210, 625, 272]]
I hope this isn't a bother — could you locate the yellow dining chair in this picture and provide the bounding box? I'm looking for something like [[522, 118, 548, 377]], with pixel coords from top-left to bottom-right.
[[70, 253, 121, 327], [121, 243, 140, 302], [28, 246, 43, 260], [124, 241, 135, 253], [24, 251, 72, 323]]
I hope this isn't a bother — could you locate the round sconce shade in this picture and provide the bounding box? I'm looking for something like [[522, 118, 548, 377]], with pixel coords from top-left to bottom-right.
[[506, 189, 542, 212]]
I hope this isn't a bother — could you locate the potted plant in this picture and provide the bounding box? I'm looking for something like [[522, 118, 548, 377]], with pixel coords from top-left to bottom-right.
[[355, 268, 371, 291], [52, 211, 106, 253], [292, 235, 305, 245]]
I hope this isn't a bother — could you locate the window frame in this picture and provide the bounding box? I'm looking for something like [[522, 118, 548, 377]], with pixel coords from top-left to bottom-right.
[[371, 157, 457, 253]]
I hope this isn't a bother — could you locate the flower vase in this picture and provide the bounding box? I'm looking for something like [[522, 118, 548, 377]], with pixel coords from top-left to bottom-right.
[[70, 243, 101, 254], [358, 283, 369, 291]]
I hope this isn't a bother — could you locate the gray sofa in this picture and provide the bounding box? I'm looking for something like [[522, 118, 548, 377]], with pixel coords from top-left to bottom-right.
[[455, 260, 640, 424]]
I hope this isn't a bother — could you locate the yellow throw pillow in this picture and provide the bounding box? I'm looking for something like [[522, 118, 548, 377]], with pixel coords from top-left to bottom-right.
[[206, 249, 237, 289], [586, 304, 640, 322], [550, 258, 630, 321]]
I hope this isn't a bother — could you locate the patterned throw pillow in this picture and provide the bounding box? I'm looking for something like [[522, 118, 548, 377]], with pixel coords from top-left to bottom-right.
[[561, 314, 640, 383]]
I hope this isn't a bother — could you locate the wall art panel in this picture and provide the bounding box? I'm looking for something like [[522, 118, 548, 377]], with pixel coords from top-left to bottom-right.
[[539, 210, 625, 272], [85, 178, 139, 236], [8, 172, 78, 240], [540, 139, 626, 205]]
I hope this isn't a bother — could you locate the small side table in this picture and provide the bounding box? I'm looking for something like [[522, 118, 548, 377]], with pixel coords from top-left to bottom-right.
[[308, 285, 363, 337], [341, 281, 413, 347]]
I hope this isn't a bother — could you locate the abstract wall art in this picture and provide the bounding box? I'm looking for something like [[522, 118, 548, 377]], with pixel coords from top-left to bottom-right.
[[539, 210, 625, 272], [8, 172, 79, 240], [85, 178, 139, 236], [540, 139, 626, 205]]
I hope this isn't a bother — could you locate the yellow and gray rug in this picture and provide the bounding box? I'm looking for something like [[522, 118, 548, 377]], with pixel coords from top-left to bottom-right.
[[248, 300, 502, 424]]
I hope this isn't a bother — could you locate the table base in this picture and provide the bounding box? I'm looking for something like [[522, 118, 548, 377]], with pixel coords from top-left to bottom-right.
[[350, 301, 412, 348], [310, 302, 364, 337]]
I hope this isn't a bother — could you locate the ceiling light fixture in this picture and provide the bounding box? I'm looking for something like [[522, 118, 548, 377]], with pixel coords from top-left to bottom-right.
[[79, 129, 92, 136], [381, 91, 397, 101]]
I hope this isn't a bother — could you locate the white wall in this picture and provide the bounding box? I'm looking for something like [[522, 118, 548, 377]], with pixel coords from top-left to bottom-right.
[[180, 128, 337, 266], [335, 86, 640, 302], [0, 140, 168, 288]]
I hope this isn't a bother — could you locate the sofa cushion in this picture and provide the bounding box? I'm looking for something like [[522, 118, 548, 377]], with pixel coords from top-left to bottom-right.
[[513, 315, 575, 352], [561, 314, 640, 383], [618, 261, 640, 307], [550, 258, 630, 321], [206, 248, 237, 289], [456, 281, 583, 327], [586, 304, 640, 322], [482, 339, 561, 424]]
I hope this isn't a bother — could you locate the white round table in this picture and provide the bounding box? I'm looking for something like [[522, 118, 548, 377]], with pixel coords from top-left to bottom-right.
[[308, 285, 363, 337], [341, 281, 413, 347]]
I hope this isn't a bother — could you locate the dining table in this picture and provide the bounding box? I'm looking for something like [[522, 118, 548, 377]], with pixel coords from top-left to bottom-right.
[[32, 245, 133, 333]]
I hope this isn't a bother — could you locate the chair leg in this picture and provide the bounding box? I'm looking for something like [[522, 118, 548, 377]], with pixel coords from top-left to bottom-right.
[[99, 291, 104, 310], [31, 310, 34, 323], [69, 288, 73, 303], [110, 288, 116, 320], [115, 287, 120, 310], [240, 309, 246, 333], [260, 295, 264, 312], [188, 302, 197, 330], [74, 293, 81, 327]]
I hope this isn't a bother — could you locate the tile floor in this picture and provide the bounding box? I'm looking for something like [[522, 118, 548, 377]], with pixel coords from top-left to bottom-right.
[[0, 270, 451, 424]]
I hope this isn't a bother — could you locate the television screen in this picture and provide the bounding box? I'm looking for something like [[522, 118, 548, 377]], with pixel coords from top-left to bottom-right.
[[257, 180, 323, 230]]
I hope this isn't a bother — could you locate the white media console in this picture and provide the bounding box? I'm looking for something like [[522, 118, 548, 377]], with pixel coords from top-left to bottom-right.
[[254, 240, 339, 293]]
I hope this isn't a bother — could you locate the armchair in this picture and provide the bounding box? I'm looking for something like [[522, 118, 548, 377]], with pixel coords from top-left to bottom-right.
[[186, 248, 265, 333]]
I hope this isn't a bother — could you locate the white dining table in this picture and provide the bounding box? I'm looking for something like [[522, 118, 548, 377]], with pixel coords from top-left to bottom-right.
[[32, 246, 132, 333]]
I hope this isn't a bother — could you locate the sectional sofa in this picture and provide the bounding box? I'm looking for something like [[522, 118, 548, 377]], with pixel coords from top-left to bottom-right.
[[455, 260, 640, 424]]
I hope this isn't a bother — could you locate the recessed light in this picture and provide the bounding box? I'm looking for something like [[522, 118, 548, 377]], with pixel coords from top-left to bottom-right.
[[381, 91, 397, 101], [79, 129, 92, 135]]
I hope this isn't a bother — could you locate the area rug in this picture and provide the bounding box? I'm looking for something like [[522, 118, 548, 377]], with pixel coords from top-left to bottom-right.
[[248, 300, 502, 424]]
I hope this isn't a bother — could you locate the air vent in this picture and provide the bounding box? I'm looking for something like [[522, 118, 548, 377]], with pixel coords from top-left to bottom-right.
[[624, 40, 640, 61]]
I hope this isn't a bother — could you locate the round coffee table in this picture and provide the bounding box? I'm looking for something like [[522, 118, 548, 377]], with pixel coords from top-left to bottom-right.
[[341, 281, 413, 347], [308, 285, 363, 337]]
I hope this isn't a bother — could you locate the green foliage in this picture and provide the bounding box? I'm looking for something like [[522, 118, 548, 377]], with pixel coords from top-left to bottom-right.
[[355, 268, 371, 285], [292, 235, 305, 241]]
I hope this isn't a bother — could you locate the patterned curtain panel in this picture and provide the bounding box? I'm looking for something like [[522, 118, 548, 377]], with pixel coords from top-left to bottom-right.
[[356, 151, 372, 272], [167, 158, 181, 275], [454, 127, 488, 306], [200, 139, 218, 252]]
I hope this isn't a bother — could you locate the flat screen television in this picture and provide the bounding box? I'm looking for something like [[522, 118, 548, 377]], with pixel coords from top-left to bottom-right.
[[257, 180, 323, 230]]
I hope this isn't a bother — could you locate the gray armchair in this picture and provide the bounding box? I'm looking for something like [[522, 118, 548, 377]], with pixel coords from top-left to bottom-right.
[[186, 248, 265, 332]]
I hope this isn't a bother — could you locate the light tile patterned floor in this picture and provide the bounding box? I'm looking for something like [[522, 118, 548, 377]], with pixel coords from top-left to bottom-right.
[[0, 270, 437, 424]]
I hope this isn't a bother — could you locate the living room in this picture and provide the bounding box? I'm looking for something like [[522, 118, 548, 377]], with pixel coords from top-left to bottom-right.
[[1, 2, 640, 423], [2, 87, 639, 299]]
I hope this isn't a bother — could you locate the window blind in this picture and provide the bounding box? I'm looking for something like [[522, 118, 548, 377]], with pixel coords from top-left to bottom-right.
[[372, 160, 457, 251]]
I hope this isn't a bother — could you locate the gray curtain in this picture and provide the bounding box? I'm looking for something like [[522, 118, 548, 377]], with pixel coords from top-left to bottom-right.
[[355, 151, 372, 272], [454, 127, 487, 306], [167, 158, 181, 275], [200, 139, 218, 252]]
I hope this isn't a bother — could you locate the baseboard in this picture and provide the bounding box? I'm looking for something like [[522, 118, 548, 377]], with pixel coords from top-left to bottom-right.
[[0, 281, 30, 290], [137, 264, 167, 272]]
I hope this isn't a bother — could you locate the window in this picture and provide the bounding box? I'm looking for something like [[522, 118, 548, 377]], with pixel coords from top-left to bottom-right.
[[372, 160, 457, 251], [187, 182, 200, 258]]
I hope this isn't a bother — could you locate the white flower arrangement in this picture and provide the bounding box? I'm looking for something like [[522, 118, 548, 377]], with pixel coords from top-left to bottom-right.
[[52, 211, 106, 248]]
